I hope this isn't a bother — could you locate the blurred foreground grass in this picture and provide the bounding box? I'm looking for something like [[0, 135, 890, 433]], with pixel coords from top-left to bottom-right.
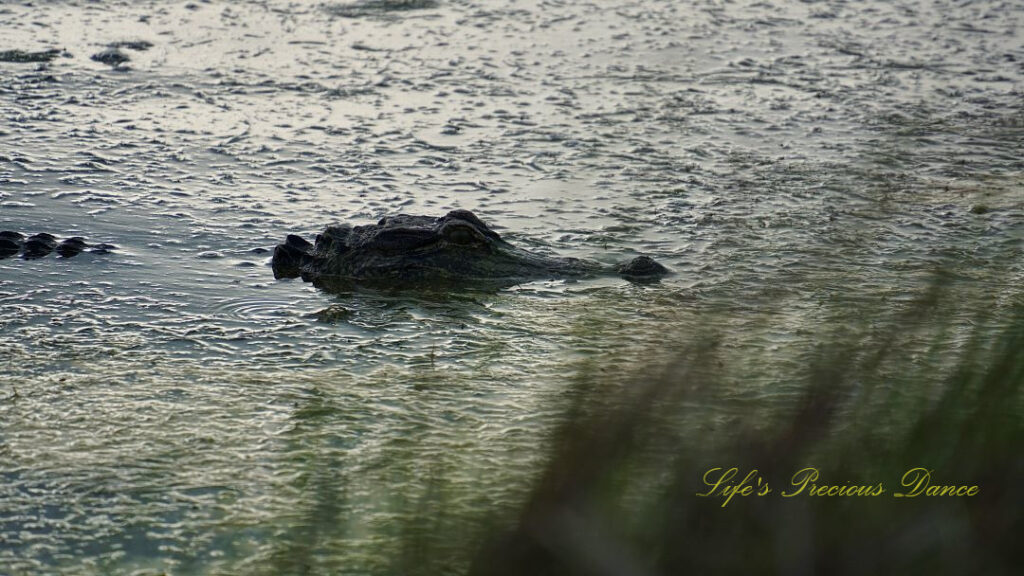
[[464, 283, 1023, 576], [240, 274, 1022, 576]]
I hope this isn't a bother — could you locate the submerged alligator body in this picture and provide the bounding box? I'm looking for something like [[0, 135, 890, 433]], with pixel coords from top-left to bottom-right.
[[272, 210, 668, 290], [0, 231, 116, 260], [0, 49, 64, 63]]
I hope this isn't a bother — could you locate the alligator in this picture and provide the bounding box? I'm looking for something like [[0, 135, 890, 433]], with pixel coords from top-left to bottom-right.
[[89, 42, 154, 68], [0, 232, 116, 260], [271, 210, 668, 290], [0, 49, 64, 63], [91, 48, 130, 67]]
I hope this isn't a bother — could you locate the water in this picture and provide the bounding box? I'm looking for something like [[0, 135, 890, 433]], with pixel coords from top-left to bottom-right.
[[1, 0, 1021, 573]]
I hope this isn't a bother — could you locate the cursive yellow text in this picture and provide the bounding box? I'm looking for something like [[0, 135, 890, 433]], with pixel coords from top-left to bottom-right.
[[781, 467, 885, 497], [894, 467, 979, 497], [696, 467, 770, 507]]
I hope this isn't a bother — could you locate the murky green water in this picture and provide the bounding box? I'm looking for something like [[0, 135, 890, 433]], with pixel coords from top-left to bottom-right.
[[1, 0, 1021, 573]]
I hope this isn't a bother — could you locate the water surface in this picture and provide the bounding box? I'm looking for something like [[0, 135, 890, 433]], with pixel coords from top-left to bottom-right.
[[1, 0, 1021, 573]]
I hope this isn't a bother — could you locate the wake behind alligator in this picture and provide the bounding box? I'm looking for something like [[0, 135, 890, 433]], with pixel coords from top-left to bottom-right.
[[272, 210, 668, 290]]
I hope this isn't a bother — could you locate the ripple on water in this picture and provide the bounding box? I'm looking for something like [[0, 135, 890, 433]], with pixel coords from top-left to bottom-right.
[[212, 298, 307, 322]]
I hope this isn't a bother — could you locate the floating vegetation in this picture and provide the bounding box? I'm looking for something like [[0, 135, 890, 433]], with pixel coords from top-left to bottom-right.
[[324, 0, 440, 18], [309, 304, 353, 323], [107, 40, 153, 51]]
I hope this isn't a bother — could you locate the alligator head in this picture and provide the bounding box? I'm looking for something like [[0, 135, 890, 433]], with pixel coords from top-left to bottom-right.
[[271, 209, 667, 290]]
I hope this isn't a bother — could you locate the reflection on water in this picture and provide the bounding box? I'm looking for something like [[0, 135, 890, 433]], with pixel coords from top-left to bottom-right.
[[1, 0, 1021, 573]]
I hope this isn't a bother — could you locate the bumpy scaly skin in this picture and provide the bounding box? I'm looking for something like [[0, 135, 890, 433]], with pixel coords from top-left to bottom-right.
[[0, 231, 116, 260], [272, 210, 668, 290]]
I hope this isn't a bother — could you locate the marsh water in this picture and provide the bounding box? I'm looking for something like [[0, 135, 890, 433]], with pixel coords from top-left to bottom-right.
[[1, 0, 1021, 573]]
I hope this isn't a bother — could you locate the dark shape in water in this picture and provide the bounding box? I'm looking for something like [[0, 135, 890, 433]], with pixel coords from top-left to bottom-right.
[[325, 0, 439, 18], [91, 48, 130, 66], [55, 237, 88, 258], [271, 210, 668, 291], [308, 304, 353, 323], [0, 231, 25, 258], [0, 49, 63, 63], [22, 233, 58, 259], [0, 231, 117, 260], [107, 40, 153, 51]]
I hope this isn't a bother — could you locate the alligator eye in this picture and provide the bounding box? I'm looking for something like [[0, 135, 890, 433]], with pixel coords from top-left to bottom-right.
[[442, 223, 485, 246], [445, 227, 475, 245]]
